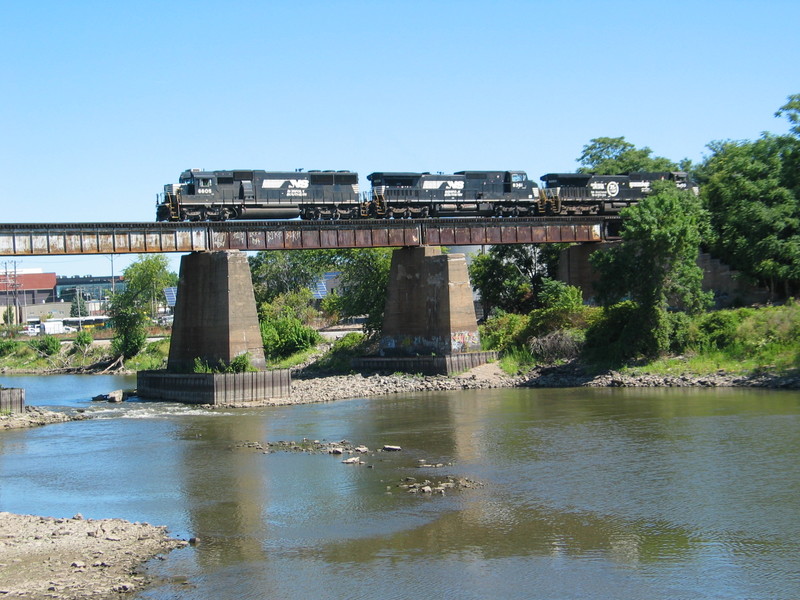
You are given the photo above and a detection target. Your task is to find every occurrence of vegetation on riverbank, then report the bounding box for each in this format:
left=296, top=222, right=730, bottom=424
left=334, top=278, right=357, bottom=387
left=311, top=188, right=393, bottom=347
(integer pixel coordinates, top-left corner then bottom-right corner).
left=481, top=298, right=800, bottom=378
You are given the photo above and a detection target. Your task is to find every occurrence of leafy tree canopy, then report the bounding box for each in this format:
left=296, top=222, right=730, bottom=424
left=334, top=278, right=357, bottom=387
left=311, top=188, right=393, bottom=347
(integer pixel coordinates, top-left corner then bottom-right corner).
left=592, top=181, right=711, bottom=312
left=590, top=181, right=711, bottom=358
left=327, top=248, right=393, bottom=335
left=577, top=136, right=686, bottom=175
left=468, top=244, right=563, bottom=315
left=249, top=250, right=335, bottom=304
left=121, top=254, right=178, bottom=318
left=698, top=94, right=800, bottom=295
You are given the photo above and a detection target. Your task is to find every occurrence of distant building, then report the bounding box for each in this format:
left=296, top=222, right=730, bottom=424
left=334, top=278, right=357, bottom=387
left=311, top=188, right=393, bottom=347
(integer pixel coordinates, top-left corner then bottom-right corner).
left=56, top=275, right=125, bottom=302
left=312, top=272, right=341, bottom=299
left=0, top=272, right=58, bottom=323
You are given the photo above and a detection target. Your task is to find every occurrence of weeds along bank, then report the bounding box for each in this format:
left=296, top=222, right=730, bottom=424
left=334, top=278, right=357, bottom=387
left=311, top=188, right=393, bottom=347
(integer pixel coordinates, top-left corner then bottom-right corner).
left=480, top=300, right=800, bottom=379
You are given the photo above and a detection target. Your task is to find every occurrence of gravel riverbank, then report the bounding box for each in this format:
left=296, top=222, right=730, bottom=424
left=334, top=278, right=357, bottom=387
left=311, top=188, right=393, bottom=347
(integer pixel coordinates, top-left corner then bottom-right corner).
left=0, top=512, right=187, bottom=599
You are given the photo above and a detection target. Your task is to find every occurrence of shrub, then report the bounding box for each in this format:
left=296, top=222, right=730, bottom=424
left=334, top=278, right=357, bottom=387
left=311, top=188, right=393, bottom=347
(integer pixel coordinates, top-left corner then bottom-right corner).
left=690, top=309, right=752, bottom=352
left=479, top=311, right=530, bottom=352
left=29, top=335, right=61, bottom=357
left=260, top=316, right=322, bottom=360
left=228, top=353, right=257, bottom=373
left=0, top=339, right=20, bottom=357
left=311, top=332, right=366, bottom=372
left=583, top=301, right=653, bottom=364
left=73, top=329, right=93, bottom=354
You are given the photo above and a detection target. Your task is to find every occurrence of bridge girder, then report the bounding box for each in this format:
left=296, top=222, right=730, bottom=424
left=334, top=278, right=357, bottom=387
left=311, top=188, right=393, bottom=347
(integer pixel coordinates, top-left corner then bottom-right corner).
left=0, top=218, right=608, bottom=256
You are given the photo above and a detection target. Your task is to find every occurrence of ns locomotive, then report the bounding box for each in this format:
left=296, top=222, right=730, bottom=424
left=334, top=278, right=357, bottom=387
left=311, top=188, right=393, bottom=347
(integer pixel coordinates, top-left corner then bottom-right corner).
left=156, top=168, right=695, bottom=221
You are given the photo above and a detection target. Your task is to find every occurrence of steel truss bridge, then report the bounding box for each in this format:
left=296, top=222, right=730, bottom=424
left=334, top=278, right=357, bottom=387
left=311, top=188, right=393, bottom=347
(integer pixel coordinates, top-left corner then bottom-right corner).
left=0, top=217, right=612, bottom=256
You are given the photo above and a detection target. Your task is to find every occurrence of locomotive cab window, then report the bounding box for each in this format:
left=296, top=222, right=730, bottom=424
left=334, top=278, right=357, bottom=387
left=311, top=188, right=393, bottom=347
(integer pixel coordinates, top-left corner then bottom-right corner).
left=199, top=178, right=212, bottom=187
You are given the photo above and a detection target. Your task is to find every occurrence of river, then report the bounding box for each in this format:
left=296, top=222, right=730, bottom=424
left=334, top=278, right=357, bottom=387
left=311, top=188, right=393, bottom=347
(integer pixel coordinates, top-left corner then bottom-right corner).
left=1, top=374, right=799, bottom=599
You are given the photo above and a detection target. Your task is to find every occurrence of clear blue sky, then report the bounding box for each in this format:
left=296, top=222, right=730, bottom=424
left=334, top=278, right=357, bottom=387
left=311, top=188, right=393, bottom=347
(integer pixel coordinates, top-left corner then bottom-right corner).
left=2, top=0, right=798, bottom=277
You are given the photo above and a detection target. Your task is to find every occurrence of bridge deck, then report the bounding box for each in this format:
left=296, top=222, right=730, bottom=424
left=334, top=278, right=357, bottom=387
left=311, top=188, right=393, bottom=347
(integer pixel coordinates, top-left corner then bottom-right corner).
left=0, top=217, right=609, bottom=256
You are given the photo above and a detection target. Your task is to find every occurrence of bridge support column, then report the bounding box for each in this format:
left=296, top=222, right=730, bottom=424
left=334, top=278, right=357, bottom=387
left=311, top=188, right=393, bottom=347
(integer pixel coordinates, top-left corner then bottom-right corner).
left=380, top=247, right=481, bottom=356
left=167, top=250, right=266, bottom=372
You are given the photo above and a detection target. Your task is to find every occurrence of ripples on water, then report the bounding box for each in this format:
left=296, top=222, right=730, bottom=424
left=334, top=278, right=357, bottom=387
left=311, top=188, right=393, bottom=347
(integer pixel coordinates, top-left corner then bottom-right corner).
left=2, top=376, right=800, bottom=599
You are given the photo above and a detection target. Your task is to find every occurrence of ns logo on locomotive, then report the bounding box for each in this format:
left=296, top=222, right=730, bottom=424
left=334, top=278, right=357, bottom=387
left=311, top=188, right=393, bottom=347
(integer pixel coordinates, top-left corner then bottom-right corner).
left=156, top=168, right=696, bottom=222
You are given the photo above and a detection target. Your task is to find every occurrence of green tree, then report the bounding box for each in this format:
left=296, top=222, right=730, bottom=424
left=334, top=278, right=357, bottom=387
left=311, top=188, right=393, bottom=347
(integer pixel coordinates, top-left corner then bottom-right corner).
left=121, top=255, right=178, bottom=319
left=468, top=245, right=562, bottom=315
left=589, top=181, right=711, bottom=358
left=699, top=95, right=800, bottom=296
left=775, top=93, right=800, bottom=136
left=249, top=250, right=335, bottom=304
left=327, top=248, right=393, bottom=335
left=109, top=292, right=148, bottom=359
left=70, top=294, right=87, bottom=318
left=577, top=136, right=685, bottom=174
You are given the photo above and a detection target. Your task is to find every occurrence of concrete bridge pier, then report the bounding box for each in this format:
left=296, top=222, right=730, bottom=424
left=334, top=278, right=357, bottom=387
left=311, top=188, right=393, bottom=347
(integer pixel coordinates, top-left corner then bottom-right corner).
left=379, top=247, right=482, bottom=356
left=167, top=250, right=267, bottom=372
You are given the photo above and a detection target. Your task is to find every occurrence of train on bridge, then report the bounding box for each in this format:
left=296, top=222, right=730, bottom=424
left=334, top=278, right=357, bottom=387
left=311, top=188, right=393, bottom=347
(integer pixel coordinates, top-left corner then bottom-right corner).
left=156, top=168, right=697, bottom=222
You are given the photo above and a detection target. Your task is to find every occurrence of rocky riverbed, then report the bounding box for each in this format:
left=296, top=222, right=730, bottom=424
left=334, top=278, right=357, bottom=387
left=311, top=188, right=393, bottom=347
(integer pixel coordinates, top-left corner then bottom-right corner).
left=0, top=406, right=87, bottom=431
left=0, top=512, right=187, bottom=599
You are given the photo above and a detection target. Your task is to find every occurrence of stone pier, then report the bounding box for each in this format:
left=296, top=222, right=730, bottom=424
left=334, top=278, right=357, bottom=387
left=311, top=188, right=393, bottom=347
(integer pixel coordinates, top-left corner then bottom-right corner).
left=167, top=250, right=267, bottom=372
left=379, top=247, right=482, bottom=356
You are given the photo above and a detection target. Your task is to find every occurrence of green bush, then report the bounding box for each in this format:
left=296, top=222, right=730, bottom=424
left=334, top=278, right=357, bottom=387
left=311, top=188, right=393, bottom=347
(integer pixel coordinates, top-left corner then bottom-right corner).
left=0, top=339, right=20, bottom=357
left=527, top=281, right=589, bottom=336
left=73, top=329, right=93, bottom=350
left=479, top=311, right=530, bottom=352
left=311, top=332, right=366, bottom=372
left=583, top=301, right=651, bottom=364
left=260, top=316, right=322, bottom=360
left=228, top=353, right=257, bottom=373
left=690, top=309, right=752, bottom=352
left=29, top=335, right=61, bottom=357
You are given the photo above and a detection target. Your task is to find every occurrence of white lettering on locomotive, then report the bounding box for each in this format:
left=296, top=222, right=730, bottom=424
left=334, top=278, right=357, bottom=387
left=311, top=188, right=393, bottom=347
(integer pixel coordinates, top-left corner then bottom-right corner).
left=197, top=188, right=213, bottom=195
left=606, top=181, right=620, bottom=197
left=286, top=189, right=308, bottom=197
left=262, top=179, right=310, bottom=189
left=422, top=179, right=464, bottom=190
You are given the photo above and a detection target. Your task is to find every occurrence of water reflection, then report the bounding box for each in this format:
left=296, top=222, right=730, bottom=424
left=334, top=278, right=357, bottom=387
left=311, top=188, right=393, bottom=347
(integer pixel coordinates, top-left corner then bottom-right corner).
left=2, top=377, right=800, bottom=599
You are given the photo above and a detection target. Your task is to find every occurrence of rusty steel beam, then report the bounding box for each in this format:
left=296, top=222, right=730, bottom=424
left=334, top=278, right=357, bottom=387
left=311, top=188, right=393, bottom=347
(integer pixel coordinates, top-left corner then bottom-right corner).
left=0, top=218, right=608, bottom=256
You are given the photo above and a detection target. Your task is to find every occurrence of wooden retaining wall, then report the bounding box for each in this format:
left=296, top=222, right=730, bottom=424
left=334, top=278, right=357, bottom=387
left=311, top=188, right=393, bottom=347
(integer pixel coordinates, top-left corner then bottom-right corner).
left=352, top=351, right=499, bottom=376
left=0, top=388, right=25, bottom=414
left=136, top=370, right=291, bottom=405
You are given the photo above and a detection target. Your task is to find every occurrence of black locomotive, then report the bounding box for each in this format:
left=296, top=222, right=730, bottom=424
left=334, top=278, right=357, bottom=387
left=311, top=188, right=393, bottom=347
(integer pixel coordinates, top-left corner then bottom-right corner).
left=156, top=168, right=695, bottom=221
left=540, top=171, right=697, bottom=215
left=156, top=168, right=360, bottom=221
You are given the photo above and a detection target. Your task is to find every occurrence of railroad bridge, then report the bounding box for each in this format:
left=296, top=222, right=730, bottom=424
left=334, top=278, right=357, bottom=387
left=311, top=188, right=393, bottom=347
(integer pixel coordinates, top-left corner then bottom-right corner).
left=0, top=217, right=606, bottom=255
left=0, top=217, right=609, bottom=378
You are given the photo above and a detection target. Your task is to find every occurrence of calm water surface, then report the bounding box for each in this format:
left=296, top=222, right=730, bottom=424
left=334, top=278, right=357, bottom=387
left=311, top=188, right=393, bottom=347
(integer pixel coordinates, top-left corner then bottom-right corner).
left=1, top=374, right=799, bottom=599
